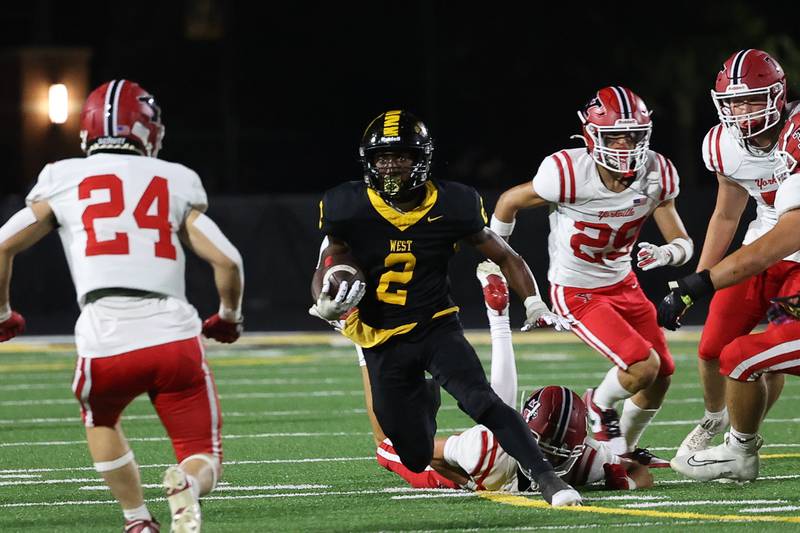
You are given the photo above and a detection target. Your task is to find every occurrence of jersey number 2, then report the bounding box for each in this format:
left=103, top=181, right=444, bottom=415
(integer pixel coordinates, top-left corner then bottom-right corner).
left=376, top=252, right=416, bottom=305
left=79, top=174, right=177, bottom=260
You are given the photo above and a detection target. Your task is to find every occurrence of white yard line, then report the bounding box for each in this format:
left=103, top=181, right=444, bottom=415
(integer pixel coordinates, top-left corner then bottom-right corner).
left=741, top=506, right=800, bottom=513
left=0, top=456, right=374, bottom=474
left=79, top=483, right=331, bottom=491
left=624, top=499, right=787, bottom=508
left=0, top=390, right=366, bottom=407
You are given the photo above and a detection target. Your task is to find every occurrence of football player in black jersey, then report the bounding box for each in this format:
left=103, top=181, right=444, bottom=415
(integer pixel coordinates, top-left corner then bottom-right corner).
left=312, top=110, right=579, bottom=506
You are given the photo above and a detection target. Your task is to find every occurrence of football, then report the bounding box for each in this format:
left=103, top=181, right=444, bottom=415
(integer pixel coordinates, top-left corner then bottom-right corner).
left=311, top=253, right=366, bottom=302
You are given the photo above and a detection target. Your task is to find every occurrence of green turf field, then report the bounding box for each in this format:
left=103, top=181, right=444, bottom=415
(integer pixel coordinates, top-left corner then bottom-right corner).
left=1, top=332, right=799, bottom=532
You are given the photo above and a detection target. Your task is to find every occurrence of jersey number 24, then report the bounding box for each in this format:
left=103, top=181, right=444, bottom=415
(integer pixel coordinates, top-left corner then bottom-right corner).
left=79, top=174, right=177, bottom=260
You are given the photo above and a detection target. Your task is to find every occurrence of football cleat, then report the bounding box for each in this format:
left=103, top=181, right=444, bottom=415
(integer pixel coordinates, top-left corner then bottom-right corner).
left=583, top=388, right=627, bottom=455
left=476, top=260, right=509, bottom=315
left=621, top=447, right=670, bottom=468
left=163, top=466, right=201, bottom=533
left=670, top=432, right=762, bottom=482
left=124, top=518, right=160, bottom=533
left=536, top=470, right=582, bottom=506
left=676, top=413, right=728, bottom=457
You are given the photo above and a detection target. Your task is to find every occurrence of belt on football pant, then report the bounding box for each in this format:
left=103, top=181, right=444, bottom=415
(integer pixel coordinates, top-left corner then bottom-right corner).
left=84, top=287, right=166, bottom=304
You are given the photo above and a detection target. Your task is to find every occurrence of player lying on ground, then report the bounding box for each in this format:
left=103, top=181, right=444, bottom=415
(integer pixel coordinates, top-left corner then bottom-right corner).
left=0, top=80, right=244, bottom=533
left=359, top=262, right=653, bottom=492
left=659, top=110, right=800, bottom=482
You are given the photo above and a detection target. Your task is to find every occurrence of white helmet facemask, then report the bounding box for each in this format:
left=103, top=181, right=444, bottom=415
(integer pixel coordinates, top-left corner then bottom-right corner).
left=712, top=82, right=784, bottom=147
left=584, top=119, right=652, bottom=174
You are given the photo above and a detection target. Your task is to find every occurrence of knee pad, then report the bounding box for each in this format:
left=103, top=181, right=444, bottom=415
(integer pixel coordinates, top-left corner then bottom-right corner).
left=180, top=453, right=221, bottom=490
left=94, top=449, right=135, bottom=473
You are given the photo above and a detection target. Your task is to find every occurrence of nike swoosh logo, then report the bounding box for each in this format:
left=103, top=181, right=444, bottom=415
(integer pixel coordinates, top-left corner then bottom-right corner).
left=686, top=456, right=735, bottom=467
left=427, top=215, right=443, bottom=222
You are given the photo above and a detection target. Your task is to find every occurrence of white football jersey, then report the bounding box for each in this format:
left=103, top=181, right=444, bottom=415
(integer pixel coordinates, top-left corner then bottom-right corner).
left=775, top=173, right=800, bottom=218
left=26, top=153, right=207, bottom=357
left=442, top=426, right=617, bottom=491
left=702, top=104, right=800, bottom=262
left=531, top=148, right=679, bottom=288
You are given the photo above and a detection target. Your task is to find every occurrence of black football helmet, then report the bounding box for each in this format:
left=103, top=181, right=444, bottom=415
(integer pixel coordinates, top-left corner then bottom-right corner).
left=359, top=110, right=434, bottom=199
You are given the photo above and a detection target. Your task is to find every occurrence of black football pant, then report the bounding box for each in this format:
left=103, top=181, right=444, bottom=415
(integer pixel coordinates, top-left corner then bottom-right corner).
left=362, top=316, right=554, bottom=477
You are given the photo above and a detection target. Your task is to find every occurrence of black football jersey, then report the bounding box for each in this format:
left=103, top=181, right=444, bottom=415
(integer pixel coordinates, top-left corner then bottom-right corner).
left=319, top=179, right=487, bottom=332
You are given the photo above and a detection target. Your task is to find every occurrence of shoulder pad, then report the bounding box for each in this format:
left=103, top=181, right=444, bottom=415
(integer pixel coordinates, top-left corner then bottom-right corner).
left=702, top=125, right=743, bottom=176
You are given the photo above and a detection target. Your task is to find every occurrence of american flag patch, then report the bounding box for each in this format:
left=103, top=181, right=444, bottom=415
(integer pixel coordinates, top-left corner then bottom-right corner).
left=633, top=197, right=645, bottom=206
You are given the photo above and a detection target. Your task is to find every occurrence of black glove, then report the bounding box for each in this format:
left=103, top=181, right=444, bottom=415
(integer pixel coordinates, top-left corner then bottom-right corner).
left=657, top=270, right=714, bottom=331
left=767, top=293, right=800, bottom=325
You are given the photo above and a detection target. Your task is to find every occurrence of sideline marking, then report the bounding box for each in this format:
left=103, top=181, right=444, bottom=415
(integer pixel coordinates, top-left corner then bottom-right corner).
left=479, top=492, right=800, bottom=524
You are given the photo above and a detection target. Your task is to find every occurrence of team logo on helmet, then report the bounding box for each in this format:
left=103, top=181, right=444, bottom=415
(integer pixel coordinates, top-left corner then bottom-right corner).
left=523, top=398, right=541, bottom=422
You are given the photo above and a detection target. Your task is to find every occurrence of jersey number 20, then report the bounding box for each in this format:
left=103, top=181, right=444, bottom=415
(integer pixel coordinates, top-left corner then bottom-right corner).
left=79, top=174, right=177, bottom=260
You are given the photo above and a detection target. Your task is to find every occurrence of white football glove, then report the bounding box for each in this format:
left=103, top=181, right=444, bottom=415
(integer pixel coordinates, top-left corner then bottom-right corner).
left=637, top=238, right=693, bottom=271
left=307, top=305, right=345, bottom=332
left=522, top=296, right=571, bottom=332
left=310, top=278, right=366, bottom=321
left=636, top=242, right=676, bottom=271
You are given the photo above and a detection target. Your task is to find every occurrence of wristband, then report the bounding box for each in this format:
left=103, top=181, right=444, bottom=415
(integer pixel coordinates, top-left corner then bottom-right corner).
left=677, top=270, right=714, bottom=300
left=490, top=214, right=516, bottom=238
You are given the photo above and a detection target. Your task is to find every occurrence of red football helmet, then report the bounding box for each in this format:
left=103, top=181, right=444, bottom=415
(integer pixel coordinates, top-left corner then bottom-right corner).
left=80, top=80, right=165, bottom=157
left=774, top=112, right=800, bottom=182
left=711, top=49, right=786, bottom=146
left=521, top=385, right=587, bottom=476
left=578, top=86, right=652, bottom=175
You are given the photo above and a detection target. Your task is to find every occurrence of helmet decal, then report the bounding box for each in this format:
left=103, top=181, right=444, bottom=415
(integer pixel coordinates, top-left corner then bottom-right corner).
left=359, top=110, right=434, bottom=199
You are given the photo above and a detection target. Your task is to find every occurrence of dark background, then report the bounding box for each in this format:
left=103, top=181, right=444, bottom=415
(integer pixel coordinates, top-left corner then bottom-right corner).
left=1, top=1, right=797, bottom=332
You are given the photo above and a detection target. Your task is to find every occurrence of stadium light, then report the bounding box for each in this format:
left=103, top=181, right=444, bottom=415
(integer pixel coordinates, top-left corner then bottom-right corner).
left=48, top=84, right=68, bottom=124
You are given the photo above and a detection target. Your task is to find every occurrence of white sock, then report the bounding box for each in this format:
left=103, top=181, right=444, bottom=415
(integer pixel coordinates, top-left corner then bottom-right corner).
left=593, top=367, right=631, bottom=409
left=703, top=407, right=727, bottom=421
left=123, top=504, right=152, bottom=522
left=619, top=398, right=659, bottom=451
left=186, top=473, right=201, bottom=500
left=488, top=311, right=516, bottom=408
left=728, top=427, right=759, bottom=454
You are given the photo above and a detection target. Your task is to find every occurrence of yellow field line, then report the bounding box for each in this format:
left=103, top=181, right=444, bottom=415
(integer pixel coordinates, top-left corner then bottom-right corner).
left=480, top=492, right=800, bottom=523
left=762, top=453, right=800, bottom=460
